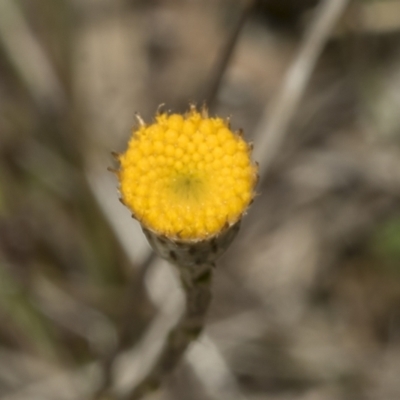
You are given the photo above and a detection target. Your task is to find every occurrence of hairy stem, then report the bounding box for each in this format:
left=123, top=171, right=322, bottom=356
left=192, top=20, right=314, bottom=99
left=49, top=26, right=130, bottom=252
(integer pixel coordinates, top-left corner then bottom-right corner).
left=126, top=262, right=214, bottom=400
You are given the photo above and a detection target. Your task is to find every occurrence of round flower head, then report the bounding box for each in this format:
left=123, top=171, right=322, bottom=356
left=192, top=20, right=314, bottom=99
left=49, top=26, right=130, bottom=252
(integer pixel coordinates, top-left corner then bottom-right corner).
left=118, top=107, right=257, bottom=240
left=117, top=106, right=257, bottom=261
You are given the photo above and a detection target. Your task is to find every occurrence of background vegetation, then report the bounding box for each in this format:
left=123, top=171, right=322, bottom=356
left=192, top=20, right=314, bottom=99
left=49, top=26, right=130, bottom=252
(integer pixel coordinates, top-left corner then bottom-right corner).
left=1, top=0, right=400, bottom=399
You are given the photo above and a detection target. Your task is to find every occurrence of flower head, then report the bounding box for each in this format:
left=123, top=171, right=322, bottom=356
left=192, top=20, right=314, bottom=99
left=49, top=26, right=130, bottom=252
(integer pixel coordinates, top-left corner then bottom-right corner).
left=117, top=107, right=257, bottom=241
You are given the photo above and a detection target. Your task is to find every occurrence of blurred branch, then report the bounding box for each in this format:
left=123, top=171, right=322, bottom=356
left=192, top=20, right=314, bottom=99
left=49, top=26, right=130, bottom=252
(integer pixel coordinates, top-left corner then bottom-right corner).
left=186, top=335, right=248, bottom=400
left=112, top=261, right=185, bottom=399
left=204, top=0, right=257, bottom=111
left=34, top=276, right=118, bottom=357
left=0, top=0, right=66, bottom=113
left=94, top=251, right=156, bottom=399
left=253, top=0, right=350, bottom=182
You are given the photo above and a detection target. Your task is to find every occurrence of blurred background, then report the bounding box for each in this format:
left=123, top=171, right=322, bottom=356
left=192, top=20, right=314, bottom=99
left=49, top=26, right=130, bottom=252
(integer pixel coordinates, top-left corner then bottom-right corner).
left=1, top=0, right=400, bottom=399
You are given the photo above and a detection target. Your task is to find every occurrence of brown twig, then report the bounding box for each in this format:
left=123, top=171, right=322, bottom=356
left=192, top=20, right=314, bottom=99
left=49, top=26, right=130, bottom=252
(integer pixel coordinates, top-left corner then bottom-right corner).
left=204, top=0, right=257, bottom=111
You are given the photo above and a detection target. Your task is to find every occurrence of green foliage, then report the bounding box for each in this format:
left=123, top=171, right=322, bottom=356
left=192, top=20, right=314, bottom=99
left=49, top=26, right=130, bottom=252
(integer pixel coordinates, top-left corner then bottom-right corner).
left=371, top=216, right=400, bottom=266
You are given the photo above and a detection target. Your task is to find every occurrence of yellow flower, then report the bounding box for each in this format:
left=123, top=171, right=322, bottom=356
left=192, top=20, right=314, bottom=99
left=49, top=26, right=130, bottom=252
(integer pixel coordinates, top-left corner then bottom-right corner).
left=117, top=107, right=257, bottom=240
